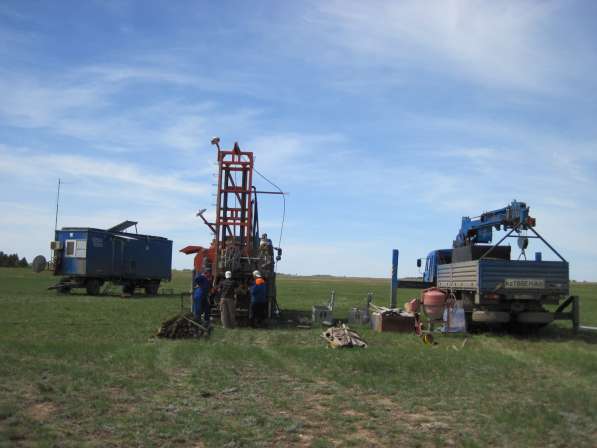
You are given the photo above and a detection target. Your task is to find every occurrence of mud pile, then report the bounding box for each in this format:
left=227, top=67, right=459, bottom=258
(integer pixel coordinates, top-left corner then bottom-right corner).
left=156, top=313, right=210, bottom=339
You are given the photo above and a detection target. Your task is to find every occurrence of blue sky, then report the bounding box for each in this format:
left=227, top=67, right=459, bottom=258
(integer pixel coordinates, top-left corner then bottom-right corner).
left=1, top=1, right=596, bottom=280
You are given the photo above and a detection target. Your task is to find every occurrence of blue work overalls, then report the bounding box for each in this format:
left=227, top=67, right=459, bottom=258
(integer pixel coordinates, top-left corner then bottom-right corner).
left=192, top=274, right=210, bottom=323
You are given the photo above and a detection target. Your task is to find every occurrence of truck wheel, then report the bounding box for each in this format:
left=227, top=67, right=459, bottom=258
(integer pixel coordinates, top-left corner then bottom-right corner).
left=122, top=283, right=135, bottom=297
left=464, top=312, right=479, bottom=332
left=472, top=311, right=510, bottom=323
left=86, top=279, right=102, bottom=296
left=57, top=286, right=71, bottom=294
left=145, top=281, right=160, bottom=296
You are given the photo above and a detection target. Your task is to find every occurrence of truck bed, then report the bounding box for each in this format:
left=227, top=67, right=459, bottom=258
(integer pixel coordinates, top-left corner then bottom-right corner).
left=436, top=260, right=569, bottom=295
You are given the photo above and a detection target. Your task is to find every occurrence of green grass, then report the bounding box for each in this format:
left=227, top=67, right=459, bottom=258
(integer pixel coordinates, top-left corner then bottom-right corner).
left=1, top=268, right=596, bottom=447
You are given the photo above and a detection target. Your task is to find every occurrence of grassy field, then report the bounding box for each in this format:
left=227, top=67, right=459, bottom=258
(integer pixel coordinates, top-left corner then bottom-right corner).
left=1, top=268, right=596, bottom=447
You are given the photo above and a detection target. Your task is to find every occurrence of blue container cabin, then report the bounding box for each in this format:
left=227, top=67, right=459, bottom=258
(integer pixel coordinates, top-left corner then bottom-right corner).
left=51, top=221, right=172, bottom=295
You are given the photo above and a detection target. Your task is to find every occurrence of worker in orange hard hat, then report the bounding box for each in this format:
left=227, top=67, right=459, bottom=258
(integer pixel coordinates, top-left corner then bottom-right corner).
left=249, top=270, right=267, bottom=327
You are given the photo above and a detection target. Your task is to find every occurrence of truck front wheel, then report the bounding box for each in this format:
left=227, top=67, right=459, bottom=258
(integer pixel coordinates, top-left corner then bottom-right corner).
left=144, top=281, right=160, bottom=296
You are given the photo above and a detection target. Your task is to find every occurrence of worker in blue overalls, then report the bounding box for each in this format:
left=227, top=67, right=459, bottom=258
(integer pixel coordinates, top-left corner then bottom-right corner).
left=193, top=271, right=211, bottom=325
left=249, top=270, right=268, bottom=327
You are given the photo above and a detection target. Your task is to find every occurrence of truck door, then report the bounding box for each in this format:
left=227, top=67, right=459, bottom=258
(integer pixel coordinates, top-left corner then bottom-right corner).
left=424, top=252, right=436, bottom=283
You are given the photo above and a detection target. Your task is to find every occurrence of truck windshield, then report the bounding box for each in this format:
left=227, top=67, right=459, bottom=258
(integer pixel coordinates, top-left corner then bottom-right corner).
left=437, top=252, right=452, bottom=264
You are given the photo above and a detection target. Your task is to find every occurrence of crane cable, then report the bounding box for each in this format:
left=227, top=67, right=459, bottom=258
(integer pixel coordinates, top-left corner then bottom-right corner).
left=253, top=167, right=285, bottom=249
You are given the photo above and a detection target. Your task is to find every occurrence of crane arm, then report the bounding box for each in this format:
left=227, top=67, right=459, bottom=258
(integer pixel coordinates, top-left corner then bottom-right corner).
left=454, top=200, right=536, bottom=248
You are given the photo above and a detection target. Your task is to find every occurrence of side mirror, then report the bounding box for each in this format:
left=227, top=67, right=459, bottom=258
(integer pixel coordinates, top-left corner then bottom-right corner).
left=416, top=258, right=421, bottom=268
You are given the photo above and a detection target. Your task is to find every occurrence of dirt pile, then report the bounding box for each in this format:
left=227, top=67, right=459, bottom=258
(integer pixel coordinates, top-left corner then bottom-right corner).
left=156, top=313, right=210, bottom=339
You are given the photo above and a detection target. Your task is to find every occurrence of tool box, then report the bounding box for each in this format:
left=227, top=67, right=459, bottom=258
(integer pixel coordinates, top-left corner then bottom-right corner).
left=371, top=311, right=416, bottom=333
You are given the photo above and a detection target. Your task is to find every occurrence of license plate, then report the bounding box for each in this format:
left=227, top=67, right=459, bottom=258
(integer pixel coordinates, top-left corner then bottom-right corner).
left=505, top=278, right=545, bottom=289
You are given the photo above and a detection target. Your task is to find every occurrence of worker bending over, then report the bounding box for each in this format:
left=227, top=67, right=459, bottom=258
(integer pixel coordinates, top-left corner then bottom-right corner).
left=249, top=270, right=267, bottom=327
left=219, top=271, right=237, bottom=328
left=192, top=272, right=211, bottom=326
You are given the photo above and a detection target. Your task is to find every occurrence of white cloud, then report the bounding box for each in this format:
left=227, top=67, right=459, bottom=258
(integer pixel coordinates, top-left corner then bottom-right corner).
left=245, top=132, right=347, bottom=181
left=0, top=78, right=108, bottom=128
left=281, top=241, right=390, bottom=277
left=0, top=63, right=264, bottom=155
left=314, top=0, right=589, bottom=92
left=77, top=64, right=255, bottom=94
left=0, top=145, right=206, bottom=195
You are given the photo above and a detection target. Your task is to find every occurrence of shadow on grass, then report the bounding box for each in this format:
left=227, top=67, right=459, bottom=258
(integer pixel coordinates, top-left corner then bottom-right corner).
left=441, top=321, right=597, bottom=344
left=478, top=324, right=597, bottom=344
left=211, top=308, right=318, bottom=331
left=56, top=291, right=184, bottom=300
left=278, top=308, right=312, bottom=323
left=519, top=325, right=597, bottom=344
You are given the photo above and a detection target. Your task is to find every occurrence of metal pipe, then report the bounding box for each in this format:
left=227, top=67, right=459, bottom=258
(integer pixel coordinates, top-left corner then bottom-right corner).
left=390, top=249, right=398, bottom=308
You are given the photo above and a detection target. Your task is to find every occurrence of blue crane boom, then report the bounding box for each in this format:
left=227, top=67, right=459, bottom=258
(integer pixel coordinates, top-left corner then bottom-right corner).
left=453, top=200, right=536, bottom=248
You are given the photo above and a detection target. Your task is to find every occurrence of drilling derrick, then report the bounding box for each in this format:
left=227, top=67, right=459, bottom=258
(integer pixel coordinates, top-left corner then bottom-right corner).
left=214, top=141, right=258, bottom=276
left=185, top=138, right=282, bottom=322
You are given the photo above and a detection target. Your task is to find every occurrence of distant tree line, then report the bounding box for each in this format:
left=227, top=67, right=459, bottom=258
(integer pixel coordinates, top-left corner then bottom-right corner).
left=0, top=252, right=28, bottom=267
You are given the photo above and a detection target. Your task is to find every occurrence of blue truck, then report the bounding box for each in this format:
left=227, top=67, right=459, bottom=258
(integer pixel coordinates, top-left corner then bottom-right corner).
left=50, top=221, right=172, bottom=295
left=411, top=201, right=578, bottom=329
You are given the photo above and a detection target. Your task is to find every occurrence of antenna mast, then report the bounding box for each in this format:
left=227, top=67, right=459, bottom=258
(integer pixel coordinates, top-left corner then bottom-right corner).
left=54, top=178, right=61, bottom=233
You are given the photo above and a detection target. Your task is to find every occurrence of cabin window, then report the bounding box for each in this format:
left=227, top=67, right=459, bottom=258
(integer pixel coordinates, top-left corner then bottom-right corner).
left=65, top=240, right=75, bottom=257
left=75, top=240, right=87, bottom=258
left=64, top=239, right=87, bottom=258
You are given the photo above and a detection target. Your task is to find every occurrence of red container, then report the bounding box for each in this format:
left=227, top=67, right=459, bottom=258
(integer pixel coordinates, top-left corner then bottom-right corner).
left=421, top=288, right=447, bottom=320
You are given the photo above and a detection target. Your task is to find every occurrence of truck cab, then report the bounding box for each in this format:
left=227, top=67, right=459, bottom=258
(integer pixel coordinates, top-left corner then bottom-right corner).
left=418, top=249, right=453, bottom=284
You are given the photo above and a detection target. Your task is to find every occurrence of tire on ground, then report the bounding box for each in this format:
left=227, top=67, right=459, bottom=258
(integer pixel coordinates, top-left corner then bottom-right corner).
left=516, top=312, right=554, bottom=325
left=472, top=311, right=510, bottom=323
left=86, top=279, right=102, bottom=296
left=144, top=281, right=160, bottom=296
left=122, top=283, right=135, bottom=296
